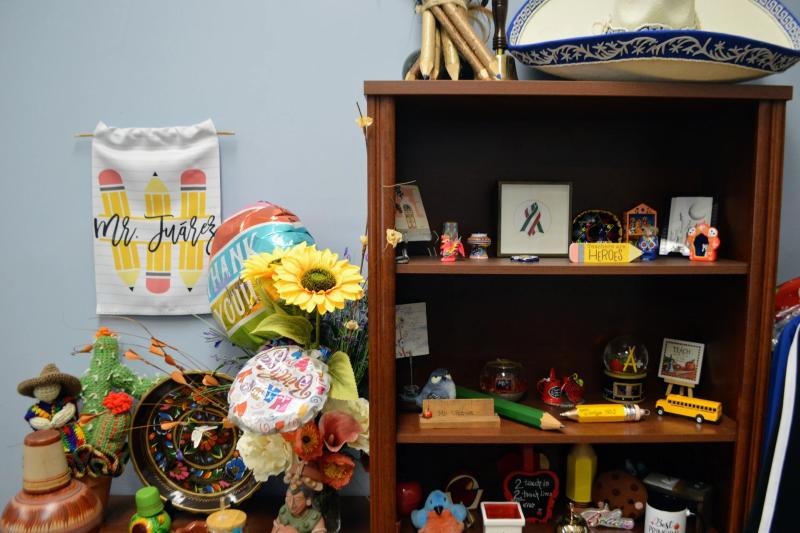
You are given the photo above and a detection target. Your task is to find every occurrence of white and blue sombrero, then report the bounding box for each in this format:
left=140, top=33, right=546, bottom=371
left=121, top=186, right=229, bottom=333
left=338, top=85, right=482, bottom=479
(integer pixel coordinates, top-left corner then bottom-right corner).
left=507, top=0, right=800, bottom=81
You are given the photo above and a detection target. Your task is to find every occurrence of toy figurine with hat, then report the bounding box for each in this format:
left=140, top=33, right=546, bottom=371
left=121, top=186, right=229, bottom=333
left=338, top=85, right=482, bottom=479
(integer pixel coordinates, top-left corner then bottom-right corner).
left=508, top=0, right=800, bottom=82
left=18, top=363, right=85, bottom=456
left=272, top=462, right=327, bottom=533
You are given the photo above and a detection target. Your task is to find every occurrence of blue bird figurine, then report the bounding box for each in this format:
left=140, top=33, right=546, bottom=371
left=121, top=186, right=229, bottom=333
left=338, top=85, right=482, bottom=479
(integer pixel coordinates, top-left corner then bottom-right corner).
left=416, top=368, right=456, bottom=408
left=411, top=490, right=467, bottom=533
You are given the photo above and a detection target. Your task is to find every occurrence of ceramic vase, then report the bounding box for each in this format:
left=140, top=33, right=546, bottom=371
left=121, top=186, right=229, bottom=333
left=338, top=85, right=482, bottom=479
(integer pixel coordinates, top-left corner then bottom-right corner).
left=1, top=429, right=103, bottom=533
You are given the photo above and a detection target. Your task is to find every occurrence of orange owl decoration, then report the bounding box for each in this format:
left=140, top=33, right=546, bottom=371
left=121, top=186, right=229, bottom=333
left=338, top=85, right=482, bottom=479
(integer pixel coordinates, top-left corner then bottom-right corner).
left=687, top=223, right=720, bottom=262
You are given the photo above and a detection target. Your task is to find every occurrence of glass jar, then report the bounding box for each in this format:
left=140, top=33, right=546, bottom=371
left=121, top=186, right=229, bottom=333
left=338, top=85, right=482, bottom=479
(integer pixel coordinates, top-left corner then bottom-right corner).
left=480, top=359, right=528, bottom=402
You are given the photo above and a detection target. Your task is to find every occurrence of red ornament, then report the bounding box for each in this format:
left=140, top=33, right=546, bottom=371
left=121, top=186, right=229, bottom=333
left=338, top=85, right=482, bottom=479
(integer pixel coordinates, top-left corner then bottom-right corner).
left=397, top=480, right=423, bottom=516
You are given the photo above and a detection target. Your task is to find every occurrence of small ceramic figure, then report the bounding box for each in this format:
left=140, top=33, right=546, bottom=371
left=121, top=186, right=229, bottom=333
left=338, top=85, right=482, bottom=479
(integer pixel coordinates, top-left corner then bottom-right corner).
left=272, top=463, right=326, bottom=533
left=636, top=226, right=659, bottom=261
left=466, top=233, right=491, bottom=260
left=559, top=373, right=585, bottom=408
left=411, top=490, right=467, bottom=533
left=18, top=364, right=85, bottom=455
left=129, top=486, right=172, bottom=533
left=440, top=234, right=465, bottom=262
left=416, top=369, right=456, bottom=408
left=687, top=223, right=720, bottom=262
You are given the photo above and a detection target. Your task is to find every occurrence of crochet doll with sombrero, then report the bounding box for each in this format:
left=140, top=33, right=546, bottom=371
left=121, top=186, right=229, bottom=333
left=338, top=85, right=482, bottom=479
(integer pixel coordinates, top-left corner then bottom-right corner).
left=18, top=363, right=85, bottom=455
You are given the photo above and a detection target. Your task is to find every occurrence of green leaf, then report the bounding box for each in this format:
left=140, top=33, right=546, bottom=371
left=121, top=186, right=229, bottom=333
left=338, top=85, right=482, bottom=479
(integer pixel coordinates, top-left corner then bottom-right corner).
left=251, top=314, right=312, bottom=346
left=327, top=351, right=359, bottom=401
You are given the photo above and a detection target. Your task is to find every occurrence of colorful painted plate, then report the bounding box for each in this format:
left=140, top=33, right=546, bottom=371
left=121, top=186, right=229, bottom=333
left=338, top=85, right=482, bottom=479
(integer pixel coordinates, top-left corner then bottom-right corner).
left=571, top=210, right=623, bottom=243
left=508, top=0, right=800, bottom=82
left=129, top=372, right=260, bottom=513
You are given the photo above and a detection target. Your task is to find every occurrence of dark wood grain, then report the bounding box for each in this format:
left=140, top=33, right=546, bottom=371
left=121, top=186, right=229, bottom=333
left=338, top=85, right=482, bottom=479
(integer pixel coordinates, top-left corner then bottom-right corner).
left=368, top=95, right=398, bottom=533
left=364, top=80, right=793, bottom=100
left=397, top=257, right=749, bottom=275
left=99, top=495, right=370, bottom=532
left=492, top=0, right=508, bottom=51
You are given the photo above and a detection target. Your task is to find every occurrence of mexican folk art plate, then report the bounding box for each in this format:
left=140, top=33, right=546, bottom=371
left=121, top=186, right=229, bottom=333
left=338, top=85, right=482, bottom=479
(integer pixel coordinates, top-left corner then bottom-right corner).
left=129, top=373, right=260, bottom=513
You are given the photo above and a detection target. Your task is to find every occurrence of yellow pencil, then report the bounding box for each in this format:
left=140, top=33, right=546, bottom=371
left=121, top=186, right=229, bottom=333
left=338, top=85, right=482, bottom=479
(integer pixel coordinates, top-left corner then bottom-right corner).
left=179, top=169, right=207, bottom=292
left=98, top=169, right=140, bottom=291
left=144, top=174, right=172, bottom=294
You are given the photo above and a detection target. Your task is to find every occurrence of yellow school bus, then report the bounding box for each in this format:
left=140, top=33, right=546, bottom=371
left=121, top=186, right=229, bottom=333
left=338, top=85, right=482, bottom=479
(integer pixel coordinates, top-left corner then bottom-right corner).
left=654, top=394, right=722, bottom=424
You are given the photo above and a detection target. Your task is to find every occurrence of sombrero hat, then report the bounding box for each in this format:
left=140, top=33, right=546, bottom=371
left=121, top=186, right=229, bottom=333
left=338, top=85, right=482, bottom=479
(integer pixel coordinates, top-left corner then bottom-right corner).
left=507, top=0, right=800, bottom=81
left=18, top=363, right=82, bottom=398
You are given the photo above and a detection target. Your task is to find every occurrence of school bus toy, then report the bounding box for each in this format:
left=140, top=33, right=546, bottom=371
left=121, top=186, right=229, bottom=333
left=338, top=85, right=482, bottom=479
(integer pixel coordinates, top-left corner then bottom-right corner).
left=654, top=394, right=722, bottom=424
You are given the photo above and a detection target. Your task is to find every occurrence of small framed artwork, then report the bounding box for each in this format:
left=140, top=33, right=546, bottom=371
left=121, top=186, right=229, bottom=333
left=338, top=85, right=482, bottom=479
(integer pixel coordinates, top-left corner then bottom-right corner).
left=498, top=181, right=572, bottom=257
left=658, top=338, right=705, bottom=387
left=394, top=184, right=432, bottom=242
left=625, top=203, right=657, bottom=243
left=659, top=197, right=716, bottom=256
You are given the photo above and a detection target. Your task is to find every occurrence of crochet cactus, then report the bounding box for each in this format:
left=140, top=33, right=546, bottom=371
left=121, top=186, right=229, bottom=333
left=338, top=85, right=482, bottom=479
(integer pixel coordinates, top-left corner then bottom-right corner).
left=80, top=330, right=156, bottom=445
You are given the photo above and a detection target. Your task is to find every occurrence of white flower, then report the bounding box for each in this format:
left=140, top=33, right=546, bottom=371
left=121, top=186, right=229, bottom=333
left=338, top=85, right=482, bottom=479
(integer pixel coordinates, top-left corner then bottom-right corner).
left=386, top=229, right=403, bottom=248
left=236, top=431, right=294, bottom=482
left=360, top=235, right=368, bottom=247
left=345, top=320, right=360, bottom=331
left=323, top=397, right=369, bottom=455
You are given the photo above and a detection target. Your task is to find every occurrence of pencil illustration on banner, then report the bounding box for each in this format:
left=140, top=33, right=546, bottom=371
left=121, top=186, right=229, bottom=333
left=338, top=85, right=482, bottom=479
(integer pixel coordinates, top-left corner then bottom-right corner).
left=144, top=173, right=172, bottom=294
left=98, top=169, right=140, bottom=291
left=179, top=169, right=207, bottom=292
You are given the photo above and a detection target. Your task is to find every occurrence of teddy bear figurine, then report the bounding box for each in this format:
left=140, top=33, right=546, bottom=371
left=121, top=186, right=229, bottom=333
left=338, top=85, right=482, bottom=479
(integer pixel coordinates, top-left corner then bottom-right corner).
left=18, top=363, right=85, bottom=454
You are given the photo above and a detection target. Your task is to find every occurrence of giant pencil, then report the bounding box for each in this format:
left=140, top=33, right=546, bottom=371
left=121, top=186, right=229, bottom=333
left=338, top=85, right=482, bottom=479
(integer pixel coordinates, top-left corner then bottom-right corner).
left=456, top=386, right=563, bottom=430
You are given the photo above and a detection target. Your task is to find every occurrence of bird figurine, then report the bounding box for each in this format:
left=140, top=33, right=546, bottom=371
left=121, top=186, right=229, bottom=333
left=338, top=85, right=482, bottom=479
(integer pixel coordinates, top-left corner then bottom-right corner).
left=439, top=234, right=465, bottom=262
left=416, top=369, right=456, bottom=408
left=411, top=490, right=467, bottom=533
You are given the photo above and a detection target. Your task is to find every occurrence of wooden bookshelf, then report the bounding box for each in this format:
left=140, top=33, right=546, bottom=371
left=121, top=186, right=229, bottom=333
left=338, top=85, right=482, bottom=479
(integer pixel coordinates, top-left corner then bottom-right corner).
left=397, top=256, right=749, bottom=276
left=366, top=80, right=790, bottom=533
left=396, top=412, right=737, bottom=445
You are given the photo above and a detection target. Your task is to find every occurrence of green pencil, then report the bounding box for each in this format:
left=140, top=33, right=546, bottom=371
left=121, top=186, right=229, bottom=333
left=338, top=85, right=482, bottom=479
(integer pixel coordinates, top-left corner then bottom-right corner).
left=456, top=386, right=564, bottom=430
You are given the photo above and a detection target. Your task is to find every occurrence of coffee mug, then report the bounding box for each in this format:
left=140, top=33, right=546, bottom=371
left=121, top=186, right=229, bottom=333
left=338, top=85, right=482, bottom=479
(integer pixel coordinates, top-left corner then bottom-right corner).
left=644, top=502, right=692, bottom=533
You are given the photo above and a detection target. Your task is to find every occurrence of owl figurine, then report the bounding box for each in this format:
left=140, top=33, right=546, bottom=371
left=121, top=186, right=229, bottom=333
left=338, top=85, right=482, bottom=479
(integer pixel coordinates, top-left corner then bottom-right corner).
left=416, top=369, right=456, bottom=408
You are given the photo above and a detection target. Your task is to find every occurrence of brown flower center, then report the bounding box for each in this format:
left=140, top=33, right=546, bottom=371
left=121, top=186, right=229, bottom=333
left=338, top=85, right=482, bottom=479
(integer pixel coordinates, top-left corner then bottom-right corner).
left=301, top=268, right=337, bottom=292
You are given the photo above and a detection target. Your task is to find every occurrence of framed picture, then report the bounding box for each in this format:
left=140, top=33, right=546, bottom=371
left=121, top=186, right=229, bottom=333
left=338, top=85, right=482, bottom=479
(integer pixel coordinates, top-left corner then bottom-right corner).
left=498, top=182, right=572, bottom=257
left=658, top=338, right=705, bottom=387
left=394, top=184, right=432, bottom=242
left=659, top=197, right=716, bottom=256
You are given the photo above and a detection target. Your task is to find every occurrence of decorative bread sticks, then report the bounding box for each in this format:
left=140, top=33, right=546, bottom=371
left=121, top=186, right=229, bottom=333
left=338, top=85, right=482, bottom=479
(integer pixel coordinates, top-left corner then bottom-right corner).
left=430, top=5, right=490, bottom=80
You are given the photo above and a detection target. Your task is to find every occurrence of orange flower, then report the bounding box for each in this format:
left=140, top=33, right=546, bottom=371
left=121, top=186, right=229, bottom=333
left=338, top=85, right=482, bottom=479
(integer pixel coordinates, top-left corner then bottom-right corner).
left=320, top=453, right=355, bottom=490
left=284, top=421, right=323, bottom=461
left=102, top=391, right=134, bottom=414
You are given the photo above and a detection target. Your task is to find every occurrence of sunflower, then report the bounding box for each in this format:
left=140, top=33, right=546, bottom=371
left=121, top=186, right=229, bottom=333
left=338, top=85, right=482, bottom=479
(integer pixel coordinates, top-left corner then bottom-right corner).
left=273, top=244, right=364, bottom=315
left=240, top=248, right=288, bottom=300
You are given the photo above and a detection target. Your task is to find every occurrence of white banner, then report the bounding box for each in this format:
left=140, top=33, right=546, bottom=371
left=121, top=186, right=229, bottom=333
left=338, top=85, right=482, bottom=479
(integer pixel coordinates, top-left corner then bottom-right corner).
left=91, top=120, right=220, bottom=315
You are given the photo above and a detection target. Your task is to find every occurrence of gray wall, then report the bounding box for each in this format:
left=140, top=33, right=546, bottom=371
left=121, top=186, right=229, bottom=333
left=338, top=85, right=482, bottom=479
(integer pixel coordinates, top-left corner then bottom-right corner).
left=0, top=0, right=798, bottom=506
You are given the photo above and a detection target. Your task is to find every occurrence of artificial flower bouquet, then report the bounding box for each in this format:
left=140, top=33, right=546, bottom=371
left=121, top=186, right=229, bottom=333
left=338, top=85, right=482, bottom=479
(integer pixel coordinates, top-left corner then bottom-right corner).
left=228, top=241, right=368, bottom=531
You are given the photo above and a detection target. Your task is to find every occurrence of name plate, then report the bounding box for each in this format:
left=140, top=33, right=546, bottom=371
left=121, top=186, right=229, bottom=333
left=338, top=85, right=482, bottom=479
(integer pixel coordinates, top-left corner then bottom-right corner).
left=419, top=399, right=500, bottom=429
left=569, top=243, right=643, bottom=264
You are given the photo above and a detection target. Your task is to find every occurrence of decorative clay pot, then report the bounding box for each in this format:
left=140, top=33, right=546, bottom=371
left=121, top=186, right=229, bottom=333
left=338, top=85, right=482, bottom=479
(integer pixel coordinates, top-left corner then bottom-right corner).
left=1, top=429, right=103, bottom=533
left=82, top=475, right=112, bottom=511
